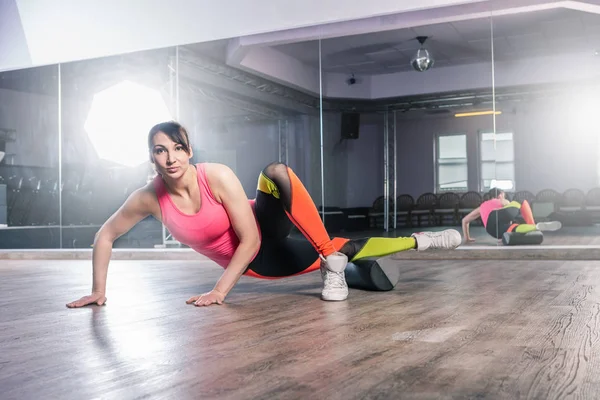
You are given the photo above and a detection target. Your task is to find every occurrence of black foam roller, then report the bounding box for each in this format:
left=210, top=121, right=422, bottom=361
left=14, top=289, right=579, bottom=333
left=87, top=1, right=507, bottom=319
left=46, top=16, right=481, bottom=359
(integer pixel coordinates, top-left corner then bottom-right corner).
left=344, top=256, right=399, bottom=291
left=502, top=230, right=544, bottom=246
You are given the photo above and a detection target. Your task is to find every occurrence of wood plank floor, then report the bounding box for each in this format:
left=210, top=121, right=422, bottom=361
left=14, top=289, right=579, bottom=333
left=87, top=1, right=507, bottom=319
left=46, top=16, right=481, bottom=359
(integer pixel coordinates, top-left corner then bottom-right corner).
left=2, top=258, right=600, bottom=399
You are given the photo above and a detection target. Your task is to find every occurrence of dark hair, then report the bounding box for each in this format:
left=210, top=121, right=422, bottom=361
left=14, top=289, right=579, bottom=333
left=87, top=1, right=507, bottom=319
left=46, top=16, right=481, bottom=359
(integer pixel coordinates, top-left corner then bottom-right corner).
left=148, top=121, right=191, bottom=154
left=488, top=187, right=504, bottom=198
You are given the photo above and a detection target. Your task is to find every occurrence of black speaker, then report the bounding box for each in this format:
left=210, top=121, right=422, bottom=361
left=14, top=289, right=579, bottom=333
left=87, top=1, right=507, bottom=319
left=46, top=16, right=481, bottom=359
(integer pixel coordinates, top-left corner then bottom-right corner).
left=341, top=113, right=360, bottom=139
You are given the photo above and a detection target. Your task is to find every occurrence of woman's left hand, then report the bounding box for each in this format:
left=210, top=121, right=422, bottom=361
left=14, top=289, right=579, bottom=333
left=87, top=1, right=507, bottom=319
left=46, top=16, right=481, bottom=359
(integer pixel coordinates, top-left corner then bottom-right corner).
left=186, top=290, right=225, bottom=307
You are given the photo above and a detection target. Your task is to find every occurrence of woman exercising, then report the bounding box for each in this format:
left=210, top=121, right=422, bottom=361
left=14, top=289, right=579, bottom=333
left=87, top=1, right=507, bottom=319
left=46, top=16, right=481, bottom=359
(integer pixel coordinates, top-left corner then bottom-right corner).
left=67, top=121, right=461, bottom=308
left=462, top=187, right=561, bottom=243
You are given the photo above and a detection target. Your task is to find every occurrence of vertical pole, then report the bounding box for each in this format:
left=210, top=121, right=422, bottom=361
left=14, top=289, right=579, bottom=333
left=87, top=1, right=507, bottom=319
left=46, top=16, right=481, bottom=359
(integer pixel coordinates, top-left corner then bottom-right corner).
left=284, top=119, right=288, bottom=165
left=58, top=64, right=63, bottom=248
left=278, top=119, right=288, bottom=165
left=319, top=40, right=325, bottom=223
left=175, top=45, right=180, bottom=120
left=161, top=47, right=181, bottom=247
left=383, top=110, right=389, bottom=232
left=278, top=120, right=282, bottom=163
left=393, top=110, right=398, bottom=230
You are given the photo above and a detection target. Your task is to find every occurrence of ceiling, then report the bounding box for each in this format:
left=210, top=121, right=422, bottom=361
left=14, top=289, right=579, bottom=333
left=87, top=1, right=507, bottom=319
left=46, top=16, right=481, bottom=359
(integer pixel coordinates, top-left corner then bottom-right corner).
left=3, top=6, right=600, bottom=119
left=271, top=8, right=600, bottom=75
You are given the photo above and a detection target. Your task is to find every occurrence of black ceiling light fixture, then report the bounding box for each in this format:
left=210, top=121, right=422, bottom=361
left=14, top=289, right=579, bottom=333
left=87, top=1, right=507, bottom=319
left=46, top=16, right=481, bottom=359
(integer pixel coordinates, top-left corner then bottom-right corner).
left=411, top=36, right=434, bottom=72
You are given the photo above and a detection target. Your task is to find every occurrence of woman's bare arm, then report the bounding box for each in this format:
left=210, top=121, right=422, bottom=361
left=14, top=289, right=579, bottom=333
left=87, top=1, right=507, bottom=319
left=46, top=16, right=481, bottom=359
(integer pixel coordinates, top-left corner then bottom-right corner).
left=66, top=186, right=156, bottom=308
left=187, top=164, right=261, bottom=306
left=461, top=207, right=481, bottom=243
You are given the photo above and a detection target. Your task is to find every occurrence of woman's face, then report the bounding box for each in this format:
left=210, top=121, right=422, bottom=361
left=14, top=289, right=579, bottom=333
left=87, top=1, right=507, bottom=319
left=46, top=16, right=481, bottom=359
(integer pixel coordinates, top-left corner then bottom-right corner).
left=150, top=131, right=193, bottom=179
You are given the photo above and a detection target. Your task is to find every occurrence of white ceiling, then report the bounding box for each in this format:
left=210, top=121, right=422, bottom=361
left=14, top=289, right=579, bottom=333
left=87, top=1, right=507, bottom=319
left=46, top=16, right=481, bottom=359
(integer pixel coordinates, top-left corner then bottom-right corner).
left=5, top=0, right=484, bottom=72
left=271, top=8, right=600, bottom=75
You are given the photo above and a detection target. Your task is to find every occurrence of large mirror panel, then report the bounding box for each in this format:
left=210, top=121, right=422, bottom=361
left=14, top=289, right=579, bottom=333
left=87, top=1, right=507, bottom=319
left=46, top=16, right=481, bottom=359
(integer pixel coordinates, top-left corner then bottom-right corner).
left=0, top=65, right=60, bottom=248
left=491, top=9, right=600, bottom=245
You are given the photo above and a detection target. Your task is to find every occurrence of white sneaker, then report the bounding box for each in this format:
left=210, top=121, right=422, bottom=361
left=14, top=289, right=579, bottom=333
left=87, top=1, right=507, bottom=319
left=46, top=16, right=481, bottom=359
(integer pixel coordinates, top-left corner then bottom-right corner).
left=320, top=253, right=348, bottom=301
left=536, top=221, right=562, bottom=232
left=411, top=229, right=462, bottom=251
left=320, top=252, right=348, bottom=273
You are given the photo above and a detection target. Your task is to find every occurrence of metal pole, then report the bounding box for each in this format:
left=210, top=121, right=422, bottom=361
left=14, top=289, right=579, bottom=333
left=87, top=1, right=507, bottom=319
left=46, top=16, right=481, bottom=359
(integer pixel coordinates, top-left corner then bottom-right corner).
left=175, top=45, right=180, bottom=120
left=161, top=47, right=181, bottom=247
left=319, top=39, right=325, bottom=223
left=284, top=119, right=288, bottom=165
left=393, top=110, right=397, bottom=230
left=278, top=119, right=288, bottom=165
left=278, top=120, right=282, bottom=163
left=490, top=13, right=498, bottom=237
left=383, top=110, right=389, bottom=232
left=58, top=64, right=63, bottom=248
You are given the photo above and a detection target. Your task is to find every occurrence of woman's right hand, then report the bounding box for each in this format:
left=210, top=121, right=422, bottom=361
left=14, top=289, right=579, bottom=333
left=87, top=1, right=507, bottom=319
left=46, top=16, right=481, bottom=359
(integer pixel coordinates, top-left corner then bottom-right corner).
left=66, top=292, right=107, bottom=308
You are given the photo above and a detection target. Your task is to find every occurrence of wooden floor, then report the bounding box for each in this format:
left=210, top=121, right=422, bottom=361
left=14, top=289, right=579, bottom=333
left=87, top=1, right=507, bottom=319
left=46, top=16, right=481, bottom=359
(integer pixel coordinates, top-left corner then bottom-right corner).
left=3, top=257, right=600, bottom=399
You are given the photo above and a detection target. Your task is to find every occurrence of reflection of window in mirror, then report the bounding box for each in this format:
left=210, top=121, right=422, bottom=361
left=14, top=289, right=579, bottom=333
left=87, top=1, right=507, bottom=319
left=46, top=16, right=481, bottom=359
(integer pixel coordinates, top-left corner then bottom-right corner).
left=479, top=132, right=515, bottom=192
left=435, top=134, right=467, bottom=193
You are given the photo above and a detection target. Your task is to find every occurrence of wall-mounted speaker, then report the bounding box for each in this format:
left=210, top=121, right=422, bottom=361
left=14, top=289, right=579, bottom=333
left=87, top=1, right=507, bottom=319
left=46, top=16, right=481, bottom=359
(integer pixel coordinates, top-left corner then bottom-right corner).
left=341, top=112, right=360, bottom=139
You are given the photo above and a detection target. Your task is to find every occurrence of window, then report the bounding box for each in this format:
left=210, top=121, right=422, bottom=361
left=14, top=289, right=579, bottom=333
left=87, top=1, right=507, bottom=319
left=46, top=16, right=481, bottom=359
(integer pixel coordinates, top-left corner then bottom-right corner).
left=480, top=132, right=515, bottom=191
left=436, top=134, right=468, bottom=192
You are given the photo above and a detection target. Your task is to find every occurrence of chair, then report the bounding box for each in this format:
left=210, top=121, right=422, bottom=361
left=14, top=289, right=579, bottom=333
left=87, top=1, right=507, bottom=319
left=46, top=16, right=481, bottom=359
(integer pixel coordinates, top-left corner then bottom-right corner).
left=368, top=195, right=395, bottom=229
left=395, top=194, right=414, bottom=227
left=513, top=190, right=536, bottom=205
left=586, top=188, right=600, bottom=222
left=458, top=192, right=483, bottom=224
left=412, top=192, right=437, bottom=227
left=559, top=188, right=585, bottom=212
left=533, top=189, right=560, bottom=220
left=435, top=192, right=460, bottom=225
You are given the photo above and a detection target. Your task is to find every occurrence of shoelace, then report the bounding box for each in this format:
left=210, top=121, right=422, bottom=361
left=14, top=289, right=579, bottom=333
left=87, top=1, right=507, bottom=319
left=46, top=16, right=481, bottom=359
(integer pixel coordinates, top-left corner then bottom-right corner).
left=324, top=270, right=346, bottom=289
left=421, top=231, right=442, bottom=237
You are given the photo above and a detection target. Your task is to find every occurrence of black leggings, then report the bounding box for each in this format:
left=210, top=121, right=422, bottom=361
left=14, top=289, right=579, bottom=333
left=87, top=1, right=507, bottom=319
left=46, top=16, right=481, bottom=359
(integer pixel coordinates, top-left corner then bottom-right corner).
left=246, top=162, right=345, bottom=278
left=244, top=163, right=416, bottom=278
left=485, top=207, right=521, bottom=239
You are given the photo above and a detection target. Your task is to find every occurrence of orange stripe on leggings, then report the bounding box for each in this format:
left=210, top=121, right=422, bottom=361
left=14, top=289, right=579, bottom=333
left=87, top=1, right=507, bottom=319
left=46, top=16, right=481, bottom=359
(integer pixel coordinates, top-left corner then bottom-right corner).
left=520, top=200, right=535, bottom=225
left=244, top=237, right=349, bottom=280
left=285, top=166, right=337, bottom=257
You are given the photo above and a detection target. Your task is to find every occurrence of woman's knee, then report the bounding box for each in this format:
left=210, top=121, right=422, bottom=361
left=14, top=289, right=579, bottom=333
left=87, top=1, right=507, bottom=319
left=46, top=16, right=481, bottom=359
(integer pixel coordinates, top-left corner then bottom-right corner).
left=263, top=162, right=289, bottom=182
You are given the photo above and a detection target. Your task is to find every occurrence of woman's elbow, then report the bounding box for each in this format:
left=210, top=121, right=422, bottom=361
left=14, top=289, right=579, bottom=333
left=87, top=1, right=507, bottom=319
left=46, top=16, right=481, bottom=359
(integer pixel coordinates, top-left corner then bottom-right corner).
left=250, top=235, right=261, bottom=251
left=94, top=227, right=117, bottom=245
left=245, top=231, right=261, bottom=251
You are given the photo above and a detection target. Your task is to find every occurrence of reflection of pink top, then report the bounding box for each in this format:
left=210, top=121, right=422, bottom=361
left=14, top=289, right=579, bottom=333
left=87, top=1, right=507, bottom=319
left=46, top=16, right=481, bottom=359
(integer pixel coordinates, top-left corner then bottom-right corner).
left=153, top=163, right=260, bottom=268
left=479, top=198, right=503, bottom=227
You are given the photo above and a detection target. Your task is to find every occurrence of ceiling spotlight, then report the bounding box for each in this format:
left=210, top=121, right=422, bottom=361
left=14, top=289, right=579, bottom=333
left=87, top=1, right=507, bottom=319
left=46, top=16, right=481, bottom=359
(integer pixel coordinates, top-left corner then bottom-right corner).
left=411, top=36, right=434, bottom=72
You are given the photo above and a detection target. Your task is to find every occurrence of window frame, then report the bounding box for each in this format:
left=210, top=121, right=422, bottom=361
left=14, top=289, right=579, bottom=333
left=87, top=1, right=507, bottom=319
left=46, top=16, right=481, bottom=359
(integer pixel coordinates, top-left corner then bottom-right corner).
left=434, top=132, right=469, bottom=193
left=478, top=130, right=516, bottom=192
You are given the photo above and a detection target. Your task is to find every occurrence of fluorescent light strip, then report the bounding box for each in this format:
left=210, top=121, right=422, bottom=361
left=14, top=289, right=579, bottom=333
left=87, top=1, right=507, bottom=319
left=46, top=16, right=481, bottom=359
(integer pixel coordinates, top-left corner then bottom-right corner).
left=455, top=110, right=502, bottom=117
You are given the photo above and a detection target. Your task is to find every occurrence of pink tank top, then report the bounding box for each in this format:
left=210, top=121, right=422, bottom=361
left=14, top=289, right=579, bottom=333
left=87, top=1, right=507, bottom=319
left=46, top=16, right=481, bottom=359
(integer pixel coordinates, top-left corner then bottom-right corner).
left=153, top=163, right=258, bottom=268
left=479, top=198, right=503, bottom=227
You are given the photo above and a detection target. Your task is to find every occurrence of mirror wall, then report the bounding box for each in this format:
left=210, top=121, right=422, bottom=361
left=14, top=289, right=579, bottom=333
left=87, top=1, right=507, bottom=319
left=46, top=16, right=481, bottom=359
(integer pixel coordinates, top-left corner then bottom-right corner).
left=0, top=65, right=59, bottom=247
left=0, top=38, right=324, bottom=249
left=2, top=5, right=598, bottom=249
left=312, top=16, right=496, bottom=241
left=490, top=8, right=600, bottom=245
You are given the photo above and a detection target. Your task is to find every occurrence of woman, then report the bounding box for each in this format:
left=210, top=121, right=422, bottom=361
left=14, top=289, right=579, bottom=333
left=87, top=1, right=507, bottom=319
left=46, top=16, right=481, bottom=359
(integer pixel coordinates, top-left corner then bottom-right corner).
left=67, top=121, right=461, bottom=308
left=462, top=188, right=561, bottom=243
